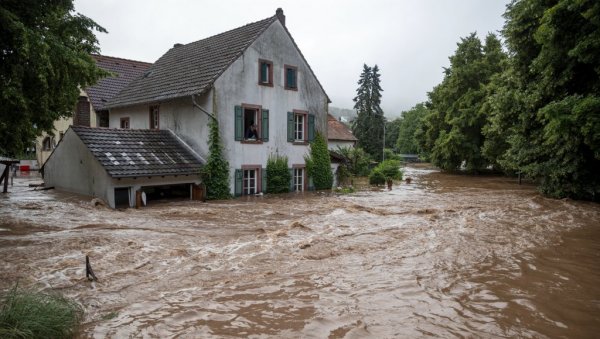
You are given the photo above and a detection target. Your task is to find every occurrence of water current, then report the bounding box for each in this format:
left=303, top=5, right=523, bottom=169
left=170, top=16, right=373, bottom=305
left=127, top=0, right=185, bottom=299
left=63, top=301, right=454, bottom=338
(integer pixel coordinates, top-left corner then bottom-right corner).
left=0, top=166, right=599, bottom=338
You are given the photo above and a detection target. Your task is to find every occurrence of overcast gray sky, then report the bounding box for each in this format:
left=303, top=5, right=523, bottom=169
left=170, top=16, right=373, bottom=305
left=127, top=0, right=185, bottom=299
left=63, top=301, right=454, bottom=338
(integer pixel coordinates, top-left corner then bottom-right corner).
left=74, top=0, right=509, bottom=116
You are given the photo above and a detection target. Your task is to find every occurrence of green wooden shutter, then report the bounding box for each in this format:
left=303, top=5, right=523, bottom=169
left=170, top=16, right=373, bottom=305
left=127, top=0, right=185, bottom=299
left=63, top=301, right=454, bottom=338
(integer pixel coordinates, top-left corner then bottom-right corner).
left=308, top=114, right=315, bottom=142
left=261, top=109, right=269, bottom=142
left=289, top=168, right=294, bottom=191
left=234, top=106, right=243, bottom=141
left=291, top=69, right=297, bottom=88
left=234, top=169, right=242, bottom=196
left=308, top=175, right=315, bottom=191
left=261, top=168, right=267, bottom=193
left=287, top=112, right=294, bottom=142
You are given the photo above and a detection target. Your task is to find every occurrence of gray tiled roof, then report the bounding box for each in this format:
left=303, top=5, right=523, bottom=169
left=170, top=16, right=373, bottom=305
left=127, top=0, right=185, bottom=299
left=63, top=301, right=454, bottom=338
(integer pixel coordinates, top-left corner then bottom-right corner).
left=71, top=126, right=204, bottom=178
left=86, top=55, right=152, bottom=111
left=107, top=16, right=277, bottom=108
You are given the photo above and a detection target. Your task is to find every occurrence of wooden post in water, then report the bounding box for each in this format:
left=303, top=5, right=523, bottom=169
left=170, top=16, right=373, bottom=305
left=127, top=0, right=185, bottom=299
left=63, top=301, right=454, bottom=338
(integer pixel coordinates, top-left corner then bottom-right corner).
left=86, top=255, right=98, bottom=281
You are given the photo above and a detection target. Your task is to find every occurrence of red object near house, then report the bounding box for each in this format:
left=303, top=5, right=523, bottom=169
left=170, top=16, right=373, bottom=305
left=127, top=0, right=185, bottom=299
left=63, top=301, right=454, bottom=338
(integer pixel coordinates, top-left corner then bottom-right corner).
left=20, top=165, right=30, bottom=171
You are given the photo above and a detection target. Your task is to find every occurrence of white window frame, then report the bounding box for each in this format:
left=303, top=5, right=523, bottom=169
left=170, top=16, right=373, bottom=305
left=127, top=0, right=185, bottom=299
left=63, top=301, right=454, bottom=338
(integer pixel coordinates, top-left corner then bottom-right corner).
left=293, top=167, right=304, bottom=192
left=294, top=113, right=305, bottom=141
left=243, top=168, right=258, bottom=195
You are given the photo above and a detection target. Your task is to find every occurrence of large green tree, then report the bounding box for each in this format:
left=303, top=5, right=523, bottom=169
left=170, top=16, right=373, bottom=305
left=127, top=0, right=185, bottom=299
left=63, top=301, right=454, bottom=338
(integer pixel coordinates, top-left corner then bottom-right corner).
left=352, top=64, right=386, bottom=161
left=418, top=33, right=507, bottom=171
left=489, top=0, right=600, bottom=199
left=0, top=0, right=108, bottom=156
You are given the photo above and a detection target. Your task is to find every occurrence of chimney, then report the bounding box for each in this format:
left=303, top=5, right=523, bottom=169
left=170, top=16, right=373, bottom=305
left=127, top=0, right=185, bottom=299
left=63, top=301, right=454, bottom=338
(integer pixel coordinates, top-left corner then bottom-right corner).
left=276, top=8, right=285, bottom=26
left=173, top=43, right=183, bottom=48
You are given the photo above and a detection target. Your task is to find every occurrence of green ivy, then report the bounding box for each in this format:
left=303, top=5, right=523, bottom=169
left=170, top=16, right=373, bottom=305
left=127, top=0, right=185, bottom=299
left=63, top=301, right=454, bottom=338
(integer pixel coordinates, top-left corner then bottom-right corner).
left=304, top=132, right=333, bottom=190
left=266, top=154, right=291, bottom=193
left=200, top=119, right=231, bottom=200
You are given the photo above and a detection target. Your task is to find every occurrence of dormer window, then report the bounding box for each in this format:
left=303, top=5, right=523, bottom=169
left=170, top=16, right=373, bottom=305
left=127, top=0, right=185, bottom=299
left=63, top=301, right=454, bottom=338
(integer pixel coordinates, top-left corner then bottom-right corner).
left=258, top=59, right=273, bottom=86
left=284, top=65, right=297, bottom=90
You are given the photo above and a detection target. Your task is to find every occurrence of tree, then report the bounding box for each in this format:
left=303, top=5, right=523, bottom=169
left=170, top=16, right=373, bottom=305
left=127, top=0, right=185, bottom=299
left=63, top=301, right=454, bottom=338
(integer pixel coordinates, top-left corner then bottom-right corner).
left=201, top=119, right=231, bottom=200
left=419, top=33, right=507, bottom=171
left=494, top=0, right=600, bottom=200
left=304, top=132, right=333, bottom=190
left=0, top=0, right=109, bottom=156
left=384, top=118, right=401, bottom=152
left=352, top=64, right=386, bottom=161
left=396, top=103, right=428, bottom=154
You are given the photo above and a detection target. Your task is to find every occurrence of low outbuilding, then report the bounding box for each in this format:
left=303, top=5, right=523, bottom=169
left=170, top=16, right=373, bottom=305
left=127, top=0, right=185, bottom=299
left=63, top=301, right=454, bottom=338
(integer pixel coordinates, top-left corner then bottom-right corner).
left=42, top=126, right=204, bottom=208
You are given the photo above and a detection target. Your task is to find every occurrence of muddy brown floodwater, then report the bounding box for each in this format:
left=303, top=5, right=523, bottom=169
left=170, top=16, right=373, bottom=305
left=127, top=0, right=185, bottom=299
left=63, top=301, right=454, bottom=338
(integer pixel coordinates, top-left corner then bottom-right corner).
left=1, top=166, right=599, bottom=338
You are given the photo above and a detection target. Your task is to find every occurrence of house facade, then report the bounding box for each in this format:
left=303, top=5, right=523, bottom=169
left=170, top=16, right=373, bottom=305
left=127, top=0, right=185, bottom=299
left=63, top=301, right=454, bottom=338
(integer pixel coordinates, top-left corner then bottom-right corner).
left=106, top=9, right=330, bottom=196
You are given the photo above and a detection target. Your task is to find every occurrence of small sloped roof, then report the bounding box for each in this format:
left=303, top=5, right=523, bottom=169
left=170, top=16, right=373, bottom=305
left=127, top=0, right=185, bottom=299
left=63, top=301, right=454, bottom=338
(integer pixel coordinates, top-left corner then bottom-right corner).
left=86, top=55, right=152, bottom=111
left=327, top=114, right=357, bottom=142
left=107, top=16, right=277, bottom=108
left=71, top=126, right=204, bottom=178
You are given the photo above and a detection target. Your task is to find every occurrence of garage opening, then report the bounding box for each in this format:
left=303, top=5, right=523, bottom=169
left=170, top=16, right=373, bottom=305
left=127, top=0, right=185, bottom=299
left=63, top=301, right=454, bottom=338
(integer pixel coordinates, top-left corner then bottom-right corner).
left=140, top=183, right=191, bottom=205
left=114, top=187, right=130, bottom=208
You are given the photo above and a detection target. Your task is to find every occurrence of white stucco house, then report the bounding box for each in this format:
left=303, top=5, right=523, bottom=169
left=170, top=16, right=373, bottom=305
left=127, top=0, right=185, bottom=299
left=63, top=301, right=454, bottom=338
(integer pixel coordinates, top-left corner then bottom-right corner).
left=105, top=8, right=330, bottom=196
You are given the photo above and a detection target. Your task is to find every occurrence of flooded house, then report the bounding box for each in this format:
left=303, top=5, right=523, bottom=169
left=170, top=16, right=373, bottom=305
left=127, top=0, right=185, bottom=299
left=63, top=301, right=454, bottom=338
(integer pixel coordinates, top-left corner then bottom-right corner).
left=105, top=8, right=330, bottom=197
left=36, top=55, right=152, bottom=166
left=43, top=126, right=204, bottom=208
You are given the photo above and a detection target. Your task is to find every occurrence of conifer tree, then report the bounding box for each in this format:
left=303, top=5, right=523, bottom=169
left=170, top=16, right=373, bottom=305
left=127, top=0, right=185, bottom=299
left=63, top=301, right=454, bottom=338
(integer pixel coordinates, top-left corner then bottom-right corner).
left=352, top=64, right=386, bottom=161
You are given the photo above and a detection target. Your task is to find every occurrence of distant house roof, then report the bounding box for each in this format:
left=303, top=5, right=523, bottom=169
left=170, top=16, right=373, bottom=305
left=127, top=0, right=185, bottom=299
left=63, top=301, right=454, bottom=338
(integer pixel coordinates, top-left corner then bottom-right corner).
left=327, top=114, right=357, bottom=142
left=107, top=9, right=329, bottom=108
left=71, top=126, right=204, bottom=178
left=85, top=55, right=152, bottom=111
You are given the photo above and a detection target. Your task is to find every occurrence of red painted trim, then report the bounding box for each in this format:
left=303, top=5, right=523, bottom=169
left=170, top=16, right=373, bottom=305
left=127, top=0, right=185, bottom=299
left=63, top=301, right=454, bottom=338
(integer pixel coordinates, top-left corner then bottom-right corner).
left=293, top=109, right=308, bottom=142
left=284, top=64, right=298, bottom=91
left=258, top=59, right=273, bottom=87
left=241, top=103, right=263, bottom=140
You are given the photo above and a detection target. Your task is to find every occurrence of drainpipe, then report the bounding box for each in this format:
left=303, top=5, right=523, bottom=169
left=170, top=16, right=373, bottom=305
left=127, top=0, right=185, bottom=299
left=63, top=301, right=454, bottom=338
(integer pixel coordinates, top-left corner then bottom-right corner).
left=191, top=94, right=216, bottom=122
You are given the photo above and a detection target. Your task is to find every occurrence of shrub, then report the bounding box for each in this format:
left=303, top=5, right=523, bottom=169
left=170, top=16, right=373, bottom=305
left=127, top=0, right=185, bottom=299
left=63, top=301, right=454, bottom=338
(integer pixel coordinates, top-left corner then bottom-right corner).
left=0, top=286, right=83, bottom=339
left=336, top=146, right=371, bottom=177
left=305, top=132, right=333, bottom=190
left=369, top=159, right=403, bottom=186
left=266, top=154, right=291, bottom=193
left=369, top=168, right=386, bottom=185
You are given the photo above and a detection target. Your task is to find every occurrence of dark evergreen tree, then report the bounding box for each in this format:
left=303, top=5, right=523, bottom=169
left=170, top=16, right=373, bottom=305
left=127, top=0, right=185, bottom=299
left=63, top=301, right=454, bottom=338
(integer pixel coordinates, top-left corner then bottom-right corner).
left=0, top=0, right=109, bottom=156
left=352, top=64, right=386, bottom=161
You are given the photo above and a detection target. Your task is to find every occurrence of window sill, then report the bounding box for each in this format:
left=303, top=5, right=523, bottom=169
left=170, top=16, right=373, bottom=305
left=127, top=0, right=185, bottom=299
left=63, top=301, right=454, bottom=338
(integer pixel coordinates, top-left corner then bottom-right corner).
left=292, top=141, right=309, bottom=145
left=258, top=82, right=273, bottom=87
left=241, top=140, right=263, bottom=144
left=285, top=87, right=298, bottom=91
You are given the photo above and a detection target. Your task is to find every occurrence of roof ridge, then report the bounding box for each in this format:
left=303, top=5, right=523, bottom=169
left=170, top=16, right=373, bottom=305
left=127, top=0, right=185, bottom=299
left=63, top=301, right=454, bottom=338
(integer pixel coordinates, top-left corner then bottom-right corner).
left=179, top=15, right=277, bottom=49
left=92, top=54, right=153, bottom=66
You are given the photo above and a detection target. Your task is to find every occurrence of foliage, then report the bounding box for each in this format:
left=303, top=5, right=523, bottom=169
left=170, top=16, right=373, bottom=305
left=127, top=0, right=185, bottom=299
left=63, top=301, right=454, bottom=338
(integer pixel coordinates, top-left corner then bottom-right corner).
left=496, top=0, right=600, bottom=199
left=266, top=154, right=291, bottom=194
left=0, top=285, right=83, bottom=339
left=352, top=64, right=386, bottom=161
left=0, top=0, right=109, bottom=156
left=335, top=146, right=371, bottom=177
left=396, top=103, right=428, bottom=154
left=417, top=33, right=507, bottom=172
left=334, top=160, right=352, bottom=186
left=383, top=148, right=401, bottom=161
left=369, top=160, right=403, bottom=186
left=334, top=186, right=356, bottom=194
left=201, top=119, right=231, bottom=200
left=385, top=118, right=401, bottom=151
left=368, top=169, right=386, bottom=186
left=304, top=132, right=333, bottom=190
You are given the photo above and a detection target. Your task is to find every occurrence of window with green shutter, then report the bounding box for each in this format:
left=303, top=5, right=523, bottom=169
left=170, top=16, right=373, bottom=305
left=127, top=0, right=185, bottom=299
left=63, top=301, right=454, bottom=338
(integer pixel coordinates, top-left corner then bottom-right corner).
left=284, top=65, right=297, bottom=90
left=288, top=110, right=313, bottom=143
left=234, top=106, right=243, bottom=141
left=261, top=109, right=269, bottom=142
left=258, top=59, right=273, bottom=86
left=308, top=114, right=315, bottom=141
